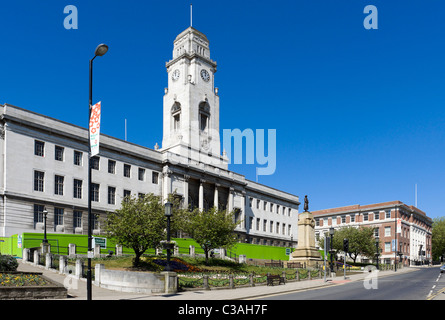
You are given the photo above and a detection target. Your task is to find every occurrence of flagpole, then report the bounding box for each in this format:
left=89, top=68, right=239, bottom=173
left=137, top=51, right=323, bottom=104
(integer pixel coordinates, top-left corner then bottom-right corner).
left=190, top=4, right=193, bottom=27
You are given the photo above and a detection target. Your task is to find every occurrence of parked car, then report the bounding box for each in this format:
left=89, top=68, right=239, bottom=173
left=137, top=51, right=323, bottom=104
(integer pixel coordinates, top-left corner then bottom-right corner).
left=440, top=265, right=445, bottom=273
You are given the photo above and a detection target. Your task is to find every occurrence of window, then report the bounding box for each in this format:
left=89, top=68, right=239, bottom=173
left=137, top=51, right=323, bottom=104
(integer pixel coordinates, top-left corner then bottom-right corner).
left=138, top=168, right=145, bottom=181
left=92, top=214, right=99, bottom=230
left=375, top=211, right=380, bottom=220
left=264, top=202, right=267, bottom=211
left=270, top=221, right=273, bottom=233
left=108, top=186, right=116, bottom=205
left=152, top=172, right=159, bottom=184
left=173, top=114, right=181, bottom=131
left=350, top=214, right=355, bottom=223
left=123, top=189, right=131, bottom=200
left=256, top=218, right=260, bottom=231
left=277, top=205, right=280, bottom=214
left=374, top=227, right=379, bottom=237
left=91, top=156, right=100, bottom=170
left=385, top=226, right=391, bottom=237
left=34, top=204, right=44, bottom=224
left=91, top=183, right=100, bottom=202
left=276, top=222, right=280, bottom=234
left=386, top=210, right=391, bottom=219
left=263, top=219, right=267, bottom=232
left=249, top=197, right=253, bottom=208
left=55, top=146, right=64, bottom=161
left=73, top=179, right=82, bottom=199
left=288, top=208, right=291, bottom=216
left=385, top=242, right=391, bottom=252
left=270, top=204, right=273, bottom=213
left=34, top=171, right=44, bottom=192
left=108, top=160, right=116, bottom=174
left=124, top=164, right=131, bottom=178
left=315, top=218, right=319, bottom=227
left=249, top=217, right=253, bottom=230
left=341, top=215, right=346, bottom=224
left=363, top=213, right=368, bottom=221
left=54, top=175, right=64, bottom=195
left=73, top=211, right=82, bottom=229
left=54, top=208, right=64, bottom=227
left=282, top=223, right=286, bottom=235
left=256, top=199, right=260, bottom=209
left=200, top=113, right=208, bottom=132
left=288, top=225, right=291, bottom=236
left=34, top=140, right=44, bottom=156
left=74, top=151, right=82, bottom=166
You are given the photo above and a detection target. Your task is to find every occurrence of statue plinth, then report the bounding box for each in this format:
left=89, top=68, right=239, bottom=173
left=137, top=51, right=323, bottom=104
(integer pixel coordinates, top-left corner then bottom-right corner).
left=290, top=210, right=321, bottom=268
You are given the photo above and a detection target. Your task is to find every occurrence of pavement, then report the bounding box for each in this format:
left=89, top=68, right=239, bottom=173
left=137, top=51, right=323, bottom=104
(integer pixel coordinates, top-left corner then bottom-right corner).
left=16, top=259, right=438, bottom=301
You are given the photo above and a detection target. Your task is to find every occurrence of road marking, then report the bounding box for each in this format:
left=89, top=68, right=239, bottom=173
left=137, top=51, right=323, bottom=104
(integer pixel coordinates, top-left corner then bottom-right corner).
left=432, top=285, right=436, bottom=289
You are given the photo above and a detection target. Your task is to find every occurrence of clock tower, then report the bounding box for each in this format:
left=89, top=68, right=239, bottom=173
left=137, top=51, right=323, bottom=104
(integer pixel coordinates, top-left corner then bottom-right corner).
left=162, top=26, right=227, bottom=169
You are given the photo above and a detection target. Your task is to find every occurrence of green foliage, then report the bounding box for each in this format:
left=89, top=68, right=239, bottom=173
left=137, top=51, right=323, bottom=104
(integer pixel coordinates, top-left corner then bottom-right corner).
left=182, top=207, right=239, bottom=264
left=103, top=193, right=188, bottom=267
left=319, top=226, right=376, bottom=263
left=0, top=254, right=19, bottom=272
left=432, top=217, right=445, bottom=261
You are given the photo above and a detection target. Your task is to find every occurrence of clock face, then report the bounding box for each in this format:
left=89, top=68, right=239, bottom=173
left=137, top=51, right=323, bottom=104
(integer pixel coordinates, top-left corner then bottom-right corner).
left=171, top=69, right=180, bottom=81
left=200, top=69, right=210, bottom=82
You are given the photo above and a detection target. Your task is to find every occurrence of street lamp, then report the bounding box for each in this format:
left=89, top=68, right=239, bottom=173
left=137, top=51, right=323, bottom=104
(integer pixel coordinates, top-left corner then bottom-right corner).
left=164, top=202, right=173, bottom=271
left=375, top=235, right=380, bottom=270
left=87, top=43, right=108, bottom=301
left=42, top=207, right=48, bottom=244
left=329, top=227, right=335, bottom=274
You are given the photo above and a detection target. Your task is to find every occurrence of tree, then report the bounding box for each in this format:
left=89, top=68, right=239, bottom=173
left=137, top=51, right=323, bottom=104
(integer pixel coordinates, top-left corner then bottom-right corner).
left=432, top=217, right=445, bottom=261
left=320, top=226, right=376, bottom=263
left=184, top=207, right=239, bottom=265
left=104, top=193, right=187, bottom=267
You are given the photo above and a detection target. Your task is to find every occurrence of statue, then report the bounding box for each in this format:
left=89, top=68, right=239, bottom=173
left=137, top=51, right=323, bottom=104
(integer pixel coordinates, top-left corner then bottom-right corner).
left=290, top=194, right=321, bottom=267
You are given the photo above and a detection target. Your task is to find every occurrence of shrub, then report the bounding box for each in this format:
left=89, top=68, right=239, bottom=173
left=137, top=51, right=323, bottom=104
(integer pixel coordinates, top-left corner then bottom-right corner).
left=0, top=255, right=18, bottom=272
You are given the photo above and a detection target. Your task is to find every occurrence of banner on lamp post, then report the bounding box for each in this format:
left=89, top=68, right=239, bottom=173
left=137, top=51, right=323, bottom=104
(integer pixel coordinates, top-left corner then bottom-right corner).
left=89, top=101, right=101, bottom=156
left=396, top=218, right=402, bottom=234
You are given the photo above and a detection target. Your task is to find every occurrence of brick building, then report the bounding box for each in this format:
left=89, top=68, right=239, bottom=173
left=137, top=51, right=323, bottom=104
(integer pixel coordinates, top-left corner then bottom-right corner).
left=312, top=201, right=432, bottom=266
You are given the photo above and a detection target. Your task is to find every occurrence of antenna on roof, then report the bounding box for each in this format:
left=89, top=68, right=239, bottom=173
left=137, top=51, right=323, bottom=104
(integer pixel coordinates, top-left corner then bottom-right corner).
left=190, top=3, right=193, bottom=27
left=415, top=183, right=417, bottom=207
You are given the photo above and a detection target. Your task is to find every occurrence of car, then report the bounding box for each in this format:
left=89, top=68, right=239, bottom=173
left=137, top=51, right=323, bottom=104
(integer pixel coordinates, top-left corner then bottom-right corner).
left=440, top=265, right=445, bottom=273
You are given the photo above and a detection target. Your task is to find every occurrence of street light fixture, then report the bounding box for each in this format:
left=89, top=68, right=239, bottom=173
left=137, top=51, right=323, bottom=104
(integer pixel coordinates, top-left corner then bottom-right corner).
left=164, top=202, right=173, bottom=272
left=42, top=207, right=48, bottom=244
left=87, top=43, right=108, bottom=301
left=329, top=227, right=335, bottom=274
left=375, top=235, right=380, bottom=270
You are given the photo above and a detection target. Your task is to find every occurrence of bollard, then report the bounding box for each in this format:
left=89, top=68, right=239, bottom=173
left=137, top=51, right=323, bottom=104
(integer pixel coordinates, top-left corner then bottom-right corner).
left=203, top=275, right=210, bottom=290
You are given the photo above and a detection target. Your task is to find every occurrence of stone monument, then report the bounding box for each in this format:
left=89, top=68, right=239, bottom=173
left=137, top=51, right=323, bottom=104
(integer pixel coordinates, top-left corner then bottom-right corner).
left=290, top=195, right=322, bottom=268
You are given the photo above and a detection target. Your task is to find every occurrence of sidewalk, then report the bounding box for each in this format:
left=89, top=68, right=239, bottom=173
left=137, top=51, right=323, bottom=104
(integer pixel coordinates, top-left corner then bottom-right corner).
left=16, top=259, right=419, bottom=300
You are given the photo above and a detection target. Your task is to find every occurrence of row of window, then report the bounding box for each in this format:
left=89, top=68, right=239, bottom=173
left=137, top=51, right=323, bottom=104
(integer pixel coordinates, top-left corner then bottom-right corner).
left=249, top=197, right=292, bottom=217
left=33, top=204, right=98, bottom=230
left=248, top=217, right=292, bottom=236
left=34, top=171, right=146, bottom=205
left=34, top=140, right=161, bottom=183
left=315, top=210, right=392, bottom=226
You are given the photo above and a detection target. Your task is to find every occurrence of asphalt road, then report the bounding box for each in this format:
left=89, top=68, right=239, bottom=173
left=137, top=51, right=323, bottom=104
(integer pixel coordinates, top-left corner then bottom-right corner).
left=257, top=266, right=444, bottom=300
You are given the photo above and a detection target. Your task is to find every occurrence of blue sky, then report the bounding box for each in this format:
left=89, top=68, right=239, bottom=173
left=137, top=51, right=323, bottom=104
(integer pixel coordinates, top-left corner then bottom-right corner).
left=1, top=1, right=444, bottom=219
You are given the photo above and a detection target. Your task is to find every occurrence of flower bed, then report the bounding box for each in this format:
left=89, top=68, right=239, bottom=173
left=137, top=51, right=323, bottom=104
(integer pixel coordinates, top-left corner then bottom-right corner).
left=0, top=273, right=49, bottom=287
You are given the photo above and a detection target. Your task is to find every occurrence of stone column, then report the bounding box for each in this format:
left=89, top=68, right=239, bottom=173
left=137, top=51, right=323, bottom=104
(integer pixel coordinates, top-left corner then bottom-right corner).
left=199, top=180, right=204, bottom=210
left=162, top=166, right=172, bottom=202
left=228, top=187, right=234, bottom=212
left=183, top=175, right=190, bottom=209
left=214, top=183, right=219, bottom=209
left=75, top=259, right=84, bottom=279
left=115, top=244, right=123, bottom=256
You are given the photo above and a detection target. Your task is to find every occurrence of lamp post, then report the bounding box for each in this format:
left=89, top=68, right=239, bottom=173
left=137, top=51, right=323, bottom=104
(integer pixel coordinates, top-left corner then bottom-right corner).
left=164, top=202, right=173, bottom=271
left=375, top=235, right=380, bottom=270
left=329, top=227, right=335, bottom=274
left=42, top=207, right=48, bottom=244
left=87, top=43, right=108, bottom=301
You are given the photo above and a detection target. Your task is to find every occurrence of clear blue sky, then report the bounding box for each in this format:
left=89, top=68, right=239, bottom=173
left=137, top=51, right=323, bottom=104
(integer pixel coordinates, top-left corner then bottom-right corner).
left=1, top=1, right=444, bottom=219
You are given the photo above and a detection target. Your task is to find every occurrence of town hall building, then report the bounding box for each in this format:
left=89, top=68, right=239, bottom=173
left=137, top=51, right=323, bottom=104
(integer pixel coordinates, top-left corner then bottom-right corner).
left=0, top=26, right=300, bottom=248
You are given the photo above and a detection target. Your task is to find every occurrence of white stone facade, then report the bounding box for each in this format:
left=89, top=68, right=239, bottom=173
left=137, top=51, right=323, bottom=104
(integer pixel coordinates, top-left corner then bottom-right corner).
left=0, top=26, right=300, bottom=247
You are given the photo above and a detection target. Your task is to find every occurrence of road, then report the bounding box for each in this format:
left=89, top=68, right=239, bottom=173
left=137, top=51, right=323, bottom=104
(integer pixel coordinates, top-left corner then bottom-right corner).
left=257, top=266, right=444, bottom=300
